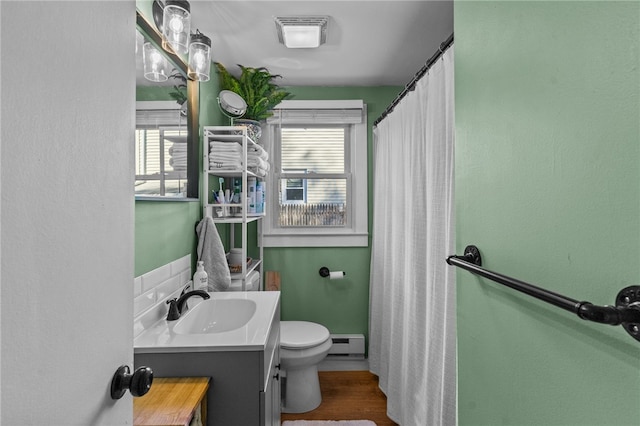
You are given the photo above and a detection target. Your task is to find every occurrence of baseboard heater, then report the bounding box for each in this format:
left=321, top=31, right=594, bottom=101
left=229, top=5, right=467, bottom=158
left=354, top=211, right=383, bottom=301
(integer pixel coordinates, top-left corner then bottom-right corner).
left=327, top=334, right=365, bottom=359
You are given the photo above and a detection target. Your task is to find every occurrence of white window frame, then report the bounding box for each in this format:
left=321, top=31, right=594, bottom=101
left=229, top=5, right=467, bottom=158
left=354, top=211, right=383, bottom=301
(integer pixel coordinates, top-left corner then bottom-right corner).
left=280, top=168, right=308, bottom=204
left=262, top=100, right=368, bottom=247
left=135, top=101, right=187, bottom=197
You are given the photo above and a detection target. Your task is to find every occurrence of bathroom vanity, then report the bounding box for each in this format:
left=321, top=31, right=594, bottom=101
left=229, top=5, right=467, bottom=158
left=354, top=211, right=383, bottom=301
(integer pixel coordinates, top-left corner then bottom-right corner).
left=134, top=292, right=281, bottom=426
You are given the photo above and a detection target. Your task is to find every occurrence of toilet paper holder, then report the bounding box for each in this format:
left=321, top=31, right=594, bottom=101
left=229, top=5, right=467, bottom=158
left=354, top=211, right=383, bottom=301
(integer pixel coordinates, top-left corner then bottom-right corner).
left=319, top=267, right=346, bottom=278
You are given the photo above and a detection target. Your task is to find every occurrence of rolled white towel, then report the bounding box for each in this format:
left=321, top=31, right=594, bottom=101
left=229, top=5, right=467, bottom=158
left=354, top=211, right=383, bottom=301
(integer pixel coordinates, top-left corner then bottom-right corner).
left=247, top=156, right=268, bottom=171
left=210, top=141, right=242, bottom=152
left=169, top=144, right=187, bottom=155
left=209, top=158, right=241, bottom=165
left=248, top=144, right=268, bottom=160
left=169, top=157, right=187, bottom=171
left=209, top=160, right=241, bottom=170
left=251, top=167, right=268, bottom=177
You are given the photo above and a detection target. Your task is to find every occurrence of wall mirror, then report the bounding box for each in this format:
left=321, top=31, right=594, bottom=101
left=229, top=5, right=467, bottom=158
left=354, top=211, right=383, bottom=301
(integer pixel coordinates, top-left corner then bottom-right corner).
left=135, top=10, right=199, bottom=200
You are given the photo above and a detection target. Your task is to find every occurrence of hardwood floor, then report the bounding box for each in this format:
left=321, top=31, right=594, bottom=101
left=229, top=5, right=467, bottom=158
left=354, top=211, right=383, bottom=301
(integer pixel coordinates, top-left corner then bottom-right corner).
left=280, top=371, right=398, bottom=426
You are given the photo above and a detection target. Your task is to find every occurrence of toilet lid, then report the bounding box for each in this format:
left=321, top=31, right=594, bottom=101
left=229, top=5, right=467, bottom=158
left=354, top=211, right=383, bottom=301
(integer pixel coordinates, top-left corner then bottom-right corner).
left=280, top=321, right=330, bottom=349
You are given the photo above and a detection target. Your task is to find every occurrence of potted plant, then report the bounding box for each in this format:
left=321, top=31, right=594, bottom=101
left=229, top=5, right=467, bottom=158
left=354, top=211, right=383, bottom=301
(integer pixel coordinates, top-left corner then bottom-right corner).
left=214, top=62, right=291, bottom=139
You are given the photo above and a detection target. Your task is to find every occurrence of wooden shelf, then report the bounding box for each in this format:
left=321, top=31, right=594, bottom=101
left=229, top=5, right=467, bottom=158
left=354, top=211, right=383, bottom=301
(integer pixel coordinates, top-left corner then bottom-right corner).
left=134, top=377, right=210, bottom=426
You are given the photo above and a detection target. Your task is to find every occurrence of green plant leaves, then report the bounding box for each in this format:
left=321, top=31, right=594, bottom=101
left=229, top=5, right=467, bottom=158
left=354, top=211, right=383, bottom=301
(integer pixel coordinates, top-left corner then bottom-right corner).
left=214, top=62, right=291, bottom=121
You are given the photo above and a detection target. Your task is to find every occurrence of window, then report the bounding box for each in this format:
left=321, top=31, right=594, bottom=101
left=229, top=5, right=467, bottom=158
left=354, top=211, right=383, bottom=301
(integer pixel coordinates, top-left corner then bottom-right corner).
left=281, top=169, right=308, bottom=203
left=263, top=100, right=368, bottom=247
left=135, top=102, right=188, bottom=197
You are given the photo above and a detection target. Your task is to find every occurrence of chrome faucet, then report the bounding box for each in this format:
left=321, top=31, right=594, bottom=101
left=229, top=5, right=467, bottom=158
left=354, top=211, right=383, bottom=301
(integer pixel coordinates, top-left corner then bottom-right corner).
left=166, top=290, right=210, bottom=321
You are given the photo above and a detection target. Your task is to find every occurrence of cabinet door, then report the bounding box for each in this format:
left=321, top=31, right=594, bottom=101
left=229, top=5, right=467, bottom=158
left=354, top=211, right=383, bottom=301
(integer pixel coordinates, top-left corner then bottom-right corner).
left=261, top=367, right=280, bottom=426
left=271, top=343, right=281, bottom=426
left=261, top=344, right=281, bottom=426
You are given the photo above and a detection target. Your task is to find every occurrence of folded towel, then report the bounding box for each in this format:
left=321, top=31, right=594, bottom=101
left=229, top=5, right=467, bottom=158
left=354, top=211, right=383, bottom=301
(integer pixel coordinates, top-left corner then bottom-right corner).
left=210, top=141, right=242, bottom=152
left=170, top=152, right=187, bottom=160
left=169, top=145, right=187, bottom=155
left=252, top=167, right=267, bottom=177
left=210, top=147, right=242, bottom=155
left=247, top=156, right=268, bottom=170
left=248, top=144, right=268, bottom=161
left=196, top=217, right=231, bottom=291
left=208, top=140, right=270, bottom=177
left=169, top=157, right=187, bottom=171
left=211, top=153, right=242, bottom=161
left=209, top=160, right=242, bottom=170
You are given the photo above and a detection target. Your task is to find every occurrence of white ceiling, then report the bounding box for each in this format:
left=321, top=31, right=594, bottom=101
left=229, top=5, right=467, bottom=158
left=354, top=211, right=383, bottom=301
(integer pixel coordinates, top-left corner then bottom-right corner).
left=189, top=0, right=453, bottom=87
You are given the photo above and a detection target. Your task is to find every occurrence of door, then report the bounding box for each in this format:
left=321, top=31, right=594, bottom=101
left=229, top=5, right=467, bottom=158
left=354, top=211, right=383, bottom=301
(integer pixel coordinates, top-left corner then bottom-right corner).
left=1, top=1, right=136, bottom=424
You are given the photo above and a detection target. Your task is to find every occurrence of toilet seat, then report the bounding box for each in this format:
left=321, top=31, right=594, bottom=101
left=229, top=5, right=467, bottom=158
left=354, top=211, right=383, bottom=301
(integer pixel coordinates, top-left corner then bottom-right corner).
left=281, top=321, right=330, bottom=349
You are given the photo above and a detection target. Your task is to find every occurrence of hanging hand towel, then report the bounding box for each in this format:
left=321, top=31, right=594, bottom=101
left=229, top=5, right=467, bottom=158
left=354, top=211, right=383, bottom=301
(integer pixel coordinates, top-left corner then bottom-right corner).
left=196, top=216, right=231, bottom=291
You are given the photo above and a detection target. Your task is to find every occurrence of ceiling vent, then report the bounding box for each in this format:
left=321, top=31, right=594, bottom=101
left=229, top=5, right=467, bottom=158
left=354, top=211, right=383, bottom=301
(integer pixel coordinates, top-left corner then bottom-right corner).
left=275, top=16, right=329, bottom=49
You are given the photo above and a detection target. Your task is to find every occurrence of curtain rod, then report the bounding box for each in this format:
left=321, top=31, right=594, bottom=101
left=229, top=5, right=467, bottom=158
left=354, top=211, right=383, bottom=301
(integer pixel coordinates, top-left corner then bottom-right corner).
left=373, top=33, right=454, bottom=127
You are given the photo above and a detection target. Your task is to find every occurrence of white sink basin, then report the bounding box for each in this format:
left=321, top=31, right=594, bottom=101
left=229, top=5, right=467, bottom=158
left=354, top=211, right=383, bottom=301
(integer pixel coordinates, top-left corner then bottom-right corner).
left=173, top=298, right=257, bottom=335
left=134, top=291, right=280, bottom=353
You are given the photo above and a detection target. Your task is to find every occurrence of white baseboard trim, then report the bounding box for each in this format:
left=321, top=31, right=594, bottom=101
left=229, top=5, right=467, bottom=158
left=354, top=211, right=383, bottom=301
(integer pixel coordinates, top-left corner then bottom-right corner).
left=319, top=357, right=369, bottom=371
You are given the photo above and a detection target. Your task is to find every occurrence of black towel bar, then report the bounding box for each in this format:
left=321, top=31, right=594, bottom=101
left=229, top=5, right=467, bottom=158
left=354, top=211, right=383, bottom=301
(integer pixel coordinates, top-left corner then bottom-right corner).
left=446, top=245, right=640, bottom=342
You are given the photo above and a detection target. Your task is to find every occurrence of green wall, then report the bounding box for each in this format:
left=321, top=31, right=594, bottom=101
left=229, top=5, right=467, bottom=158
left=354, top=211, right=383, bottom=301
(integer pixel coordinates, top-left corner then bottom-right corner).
left=264, top=86, right=400, bottom=339
left=455, top=2, right=640, bottom=425
left=134, top=201, right=200, bottom=277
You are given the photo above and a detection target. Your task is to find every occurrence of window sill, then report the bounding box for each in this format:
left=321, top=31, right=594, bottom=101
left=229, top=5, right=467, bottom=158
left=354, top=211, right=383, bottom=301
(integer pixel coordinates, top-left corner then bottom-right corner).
left=262, top=232, right=369, bottom=248
left=135, top=196, right=199, bottom=202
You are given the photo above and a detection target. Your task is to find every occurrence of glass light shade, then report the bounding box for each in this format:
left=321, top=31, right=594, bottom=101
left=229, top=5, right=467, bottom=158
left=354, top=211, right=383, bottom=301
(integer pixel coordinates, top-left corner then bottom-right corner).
left=188, top=32, right=211, bottom=81
left=143, top=42, right=169, bottom=82
left=275, top=17, right=328, bottom=49
left=162, top=0, right=190, bottom=55
left=282, top=26, right=321, bottom=48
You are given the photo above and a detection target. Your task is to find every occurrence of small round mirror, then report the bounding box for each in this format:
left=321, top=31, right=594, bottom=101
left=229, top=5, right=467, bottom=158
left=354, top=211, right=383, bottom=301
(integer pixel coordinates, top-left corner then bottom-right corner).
left=218, top=90, right=247, bottom=118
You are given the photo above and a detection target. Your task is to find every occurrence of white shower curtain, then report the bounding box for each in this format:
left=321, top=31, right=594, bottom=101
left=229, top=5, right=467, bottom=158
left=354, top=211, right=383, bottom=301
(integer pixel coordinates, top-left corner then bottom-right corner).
left=369, top=46, right=455, bottom=426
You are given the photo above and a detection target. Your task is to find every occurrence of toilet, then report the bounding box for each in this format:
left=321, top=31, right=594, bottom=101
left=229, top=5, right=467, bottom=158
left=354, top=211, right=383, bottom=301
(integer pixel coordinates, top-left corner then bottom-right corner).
left=280, top=321, right=332, bottom=413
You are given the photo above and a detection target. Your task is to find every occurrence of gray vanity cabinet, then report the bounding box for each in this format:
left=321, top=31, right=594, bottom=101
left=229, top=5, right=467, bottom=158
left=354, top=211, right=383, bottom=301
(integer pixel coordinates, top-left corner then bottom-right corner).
left=261, top=326, right=281, bottom=426
left=134, top=302, right=281, bottom=426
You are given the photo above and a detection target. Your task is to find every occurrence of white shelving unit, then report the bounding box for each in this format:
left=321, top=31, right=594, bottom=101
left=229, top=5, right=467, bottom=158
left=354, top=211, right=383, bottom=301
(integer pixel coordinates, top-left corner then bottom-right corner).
left=203, top=126, right=265, bottom=290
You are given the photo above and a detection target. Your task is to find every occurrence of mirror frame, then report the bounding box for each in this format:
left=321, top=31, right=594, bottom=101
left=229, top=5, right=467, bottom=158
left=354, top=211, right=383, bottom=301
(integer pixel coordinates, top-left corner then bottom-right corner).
left=136, top=10, right=199, bottom=200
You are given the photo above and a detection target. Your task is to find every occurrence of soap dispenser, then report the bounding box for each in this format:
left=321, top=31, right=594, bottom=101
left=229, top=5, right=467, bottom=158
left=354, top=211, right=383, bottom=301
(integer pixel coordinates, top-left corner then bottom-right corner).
left=193, top=261, right=208, bottom=291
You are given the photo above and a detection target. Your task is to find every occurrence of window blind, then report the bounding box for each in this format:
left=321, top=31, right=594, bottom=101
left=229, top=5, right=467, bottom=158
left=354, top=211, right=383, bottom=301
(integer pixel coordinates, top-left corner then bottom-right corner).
left=267, top=109, right=363, bottom=124
left=266, top=99, right=364, bottom=124
left=136, top=109, right=186, bottom=127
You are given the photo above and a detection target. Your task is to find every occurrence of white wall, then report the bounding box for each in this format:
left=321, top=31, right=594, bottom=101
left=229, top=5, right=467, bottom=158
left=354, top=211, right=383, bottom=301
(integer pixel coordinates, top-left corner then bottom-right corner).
left=1, top=1, right=135, bottom=423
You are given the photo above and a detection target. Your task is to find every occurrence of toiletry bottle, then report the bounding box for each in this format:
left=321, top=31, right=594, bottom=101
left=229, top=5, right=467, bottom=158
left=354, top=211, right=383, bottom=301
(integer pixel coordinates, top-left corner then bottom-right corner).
left=231, top=178, right=242, bottom=216
left=193, top=261, right=208, bottom=291
left=233, top=178, right=242, bottom=202
left=248, top=177, right=257, bottom=214
left=256, top=181, right=264, bottom=214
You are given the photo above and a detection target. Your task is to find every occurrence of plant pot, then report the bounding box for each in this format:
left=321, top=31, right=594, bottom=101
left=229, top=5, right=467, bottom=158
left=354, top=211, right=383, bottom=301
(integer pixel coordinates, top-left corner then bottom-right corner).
left=234, top=119, right=262, bottom=141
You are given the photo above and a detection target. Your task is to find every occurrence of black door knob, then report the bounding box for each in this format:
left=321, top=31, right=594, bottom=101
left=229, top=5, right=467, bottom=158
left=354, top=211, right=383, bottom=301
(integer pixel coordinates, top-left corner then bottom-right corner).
left=110, top=365, right=153, bottom=400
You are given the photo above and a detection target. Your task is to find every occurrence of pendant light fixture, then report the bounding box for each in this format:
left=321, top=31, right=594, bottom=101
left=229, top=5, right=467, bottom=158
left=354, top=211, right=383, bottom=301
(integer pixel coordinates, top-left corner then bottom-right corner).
left=150, top=0, right=211, bottom=82
left=162, top=0, right=191, bottom=55
left=188, top=30, right=212, bottom=81
left=142, top=41, right=169, bottom=82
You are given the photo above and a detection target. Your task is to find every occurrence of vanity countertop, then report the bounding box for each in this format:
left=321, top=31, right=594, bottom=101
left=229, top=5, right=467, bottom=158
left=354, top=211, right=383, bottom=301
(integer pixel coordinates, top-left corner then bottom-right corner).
left=134, top=291, right=280, bottom=354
